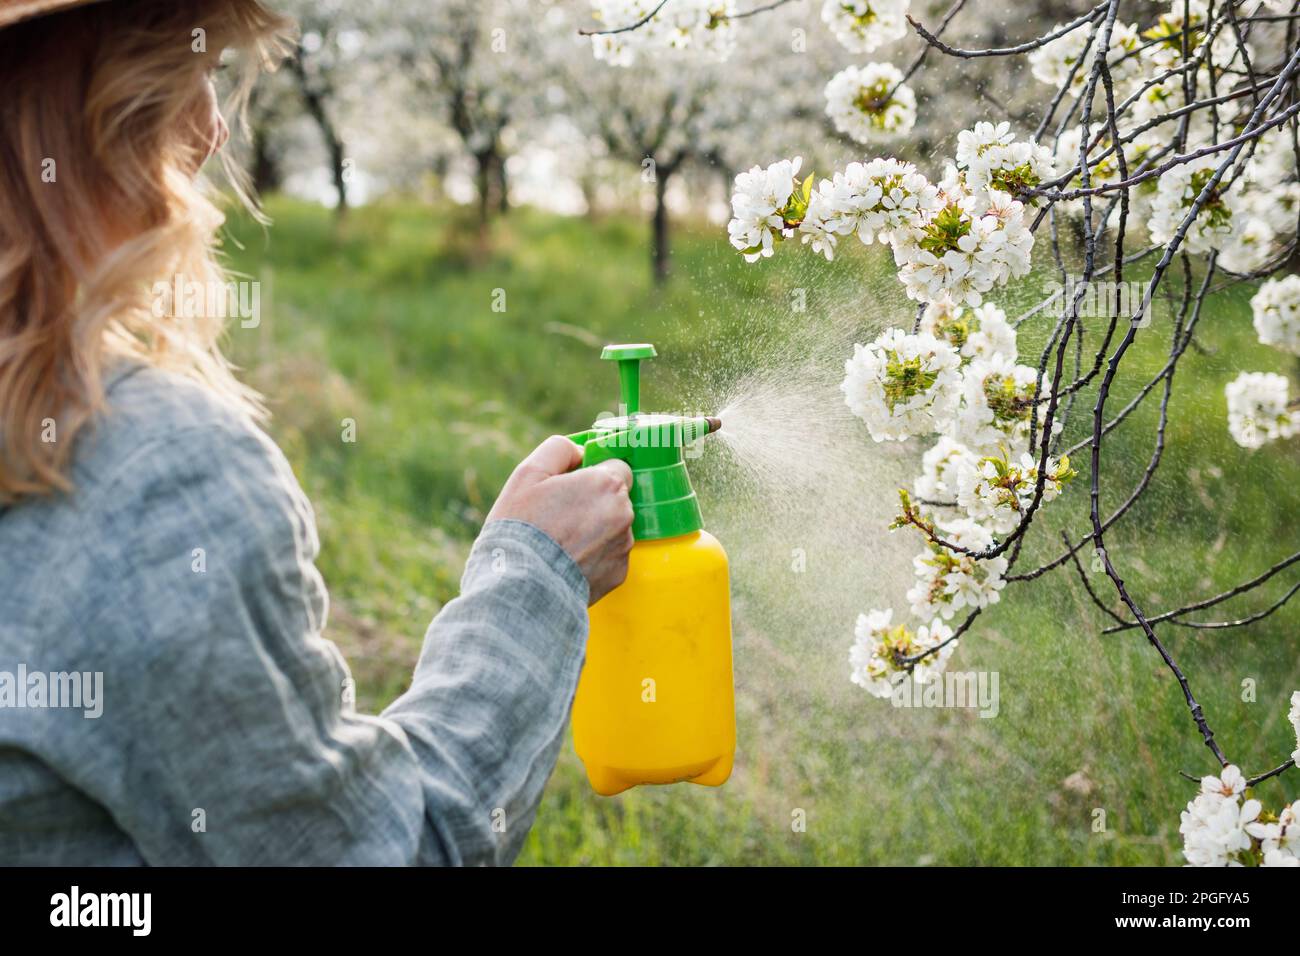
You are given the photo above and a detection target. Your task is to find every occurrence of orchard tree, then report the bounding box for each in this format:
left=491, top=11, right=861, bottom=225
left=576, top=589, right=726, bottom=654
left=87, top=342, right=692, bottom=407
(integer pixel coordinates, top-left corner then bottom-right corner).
left=559, top=1, right=833, bottom=283
left=557, top=57, right=720, bottom=283
left=243, top=74, right=291, bottom=195
left=277, top=0, right=367, bottom=220
left=590, top=0, right=1300, bottom=866
left=380, top=0, right=544, bottom=230
left=225, top=58, right=300, bottom=198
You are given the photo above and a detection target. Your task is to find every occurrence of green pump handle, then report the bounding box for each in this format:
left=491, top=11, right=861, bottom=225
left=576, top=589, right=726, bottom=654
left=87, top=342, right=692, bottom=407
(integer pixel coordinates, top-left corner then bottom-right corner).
left=565, top=418, right=716, bottom=468
left=601, top=342, right=656, bottom=415
left=562, top=343, right=719, bottom=540
left=565, top=428, right=630, bottom=468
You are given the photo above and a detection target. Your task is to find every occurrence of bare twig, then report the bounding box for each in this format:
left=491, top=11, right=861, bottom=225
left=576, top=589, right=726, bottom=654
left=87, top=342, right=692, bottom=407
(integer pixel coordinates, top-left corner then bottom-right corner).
left=905, top=3, right=1109, bottom=58
left=579, top=0, right=670, bottom=37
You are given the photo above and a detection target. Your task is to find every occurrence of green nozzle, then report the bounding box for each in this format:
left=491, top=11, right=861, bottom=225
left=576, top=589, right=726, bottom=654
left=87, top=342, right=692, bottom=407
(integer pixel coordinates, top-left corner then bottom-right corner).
left=601, top=343, right=656, bottom=415
left=567, top=343, right=719, bottom=541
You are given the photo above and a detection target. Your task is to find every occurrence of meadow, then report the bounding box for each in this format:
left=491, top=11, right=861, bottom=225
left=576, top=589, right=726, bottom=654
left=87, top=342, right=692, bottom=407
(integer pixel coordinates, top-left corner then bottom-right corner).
left=224, top=197, right=1300, bottom=865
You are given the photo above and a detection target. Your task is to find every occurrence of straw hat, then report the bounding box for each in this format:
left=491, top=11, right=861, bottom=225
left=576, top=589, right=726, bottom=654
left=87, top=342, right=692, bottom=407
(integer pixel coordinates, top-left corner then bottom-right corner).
left=0, top=0, right=110, bottom=30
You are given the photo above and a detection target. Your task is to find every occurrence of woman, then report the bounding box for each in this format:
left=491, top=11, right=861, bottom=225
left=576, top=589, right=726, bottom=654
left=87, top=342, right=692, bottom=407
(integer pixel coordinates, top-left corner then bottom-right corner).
left=0, top=0, right=634, bottom=865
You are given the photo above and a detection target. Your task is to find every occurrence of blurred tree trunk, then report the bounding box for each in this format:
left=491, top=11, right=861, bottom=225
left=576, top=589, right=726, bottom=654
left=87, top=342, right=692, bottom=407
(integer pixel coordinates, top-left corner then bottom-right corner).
left=580, top=175, right=600, bottom=220
left=326, top=135, right=348, bottom=220
left=473, top=150, right=503, bottom=230
left=647, top=151, right=689, bottom=285
left=430, top=153, right=449, bottom=201
left=245, top=82, right=283, bottom=198
left=249, top=123, right=281, bottom=197
left=288, top=48, right=348, bottom=221
left=495, top=156, right=509, bottom=216
left=407, top=6, right=521, bottom=238
left=652, top=169, right=671, bottom=285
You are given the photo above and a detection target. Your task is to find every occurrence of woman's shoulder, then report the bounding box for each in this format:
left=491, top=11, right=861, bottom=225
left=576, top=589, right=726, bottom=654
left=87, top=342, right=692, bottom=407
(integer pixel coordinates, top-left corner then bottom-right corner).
left=81, top=360, right=268, bottom=471
left=76, top=361, right=288, bottom=487
left=0, top=360, right=323, bottom=642
left=69, top=360, right=318, bottom=558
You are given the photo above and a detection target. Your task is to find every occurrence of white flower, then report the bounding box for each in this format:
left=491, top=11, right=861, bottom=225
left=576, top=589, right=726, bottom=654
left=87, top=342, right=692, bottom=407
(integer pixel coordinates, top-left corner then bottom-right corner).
left=1027, top=23, right=1090, bottom=89
left=1219, top=217, right=1276, bottom=274
left=966, top=304, right=1018, bottom=362
left=1180, top=791, right=1230, bottom=835
left=1029, top=20, right=1142, bottom=100
left=914, top=435, right=978, bottom=501
left=1250, top=275, right=1300, bottom=355
left=849, top=607, right=955, bottom=698
left=821, top=0, right=909, bottom=54
left=907, top=518, right=1008, bottom=621
left=956, top=456, right=1020, bottom=534
left=978, top=189, right=1035, bottom=279
left=1133, top=72, right=1216, bottom=148
left=1183, top=753, right=1300, bottom=867
left=800, top=157, right=940, bottom=257
left=896, top=244, right=975, bottom=306
left=1180, top=763, right=1265, bottom=867
left=1205, top=24, right=1253, bottom=73
left=920, top=297, right=970, bottom=352
left=1148, top=155, right=1238, bottom=255
left=1245, top=181, right=1300, bottom=237
left=1262, top=848, right=1300, bottom=866
left=1180, top=779, right=1261, bottom=867
left=894, top=186, right=1034, bottom=306
left=824, top=62, right=917, bottom=144
left=1291, top=691, right=1300, bottom=766
left=955, top=450, right=1076, bottom=534
left=589, top=0, right=738, bottom=65
left=841, top=328, right=962, bottom=441
left=1201, top=764, right=1247, bottom=799
left=921, top=298, right=1018, bottom=363
left=1248, top=803, right=1300, bottom=862
left=1052, top=123, right=1153, bottom=226
left=956, top=120, right=1015, bottom=167
left=1140, top=1, right=1210, bottom=71
left=728, top=157, right=805, bottom=262
left=1245, top=128, right=1299, bottom=189
left=953, top=353, right=1059, bottom=455
left=956, top=121, right=1056, bottom=201
left=1102, top=20, right=1143, bottom=94
left=1225, top=371, right=1297, bottom=448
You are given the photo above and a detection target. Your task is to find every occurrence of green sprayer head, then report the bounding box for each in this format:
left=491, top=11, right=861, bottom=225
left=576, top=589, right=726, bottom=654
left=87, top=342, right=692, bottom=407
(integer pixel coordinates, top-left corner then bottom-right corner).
left=566, top=343, right=721, bottom=541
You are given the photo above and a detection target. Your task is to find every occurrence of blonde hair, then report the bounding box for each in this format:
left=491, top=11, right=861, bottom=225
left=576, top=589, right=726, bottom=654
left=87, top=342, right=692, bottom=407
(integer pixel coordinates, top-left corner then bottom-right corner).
left=0, top=0, right=294, bottom=501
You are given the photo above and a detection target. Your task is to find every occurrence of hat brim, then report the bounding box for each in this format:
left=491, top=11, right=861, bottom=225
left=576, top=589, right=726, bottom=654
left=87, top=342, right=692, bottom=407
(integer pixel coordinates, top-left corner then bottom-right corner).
left=0, top=0, right=111, bottom=31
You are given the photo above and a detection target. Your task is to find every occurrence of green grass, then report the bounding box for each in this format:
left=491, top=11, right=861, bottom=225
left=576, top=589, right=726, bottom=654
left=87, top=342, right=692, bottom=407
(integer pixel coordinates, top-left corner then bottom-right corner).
left=222, top=196, right=1300, bottom=865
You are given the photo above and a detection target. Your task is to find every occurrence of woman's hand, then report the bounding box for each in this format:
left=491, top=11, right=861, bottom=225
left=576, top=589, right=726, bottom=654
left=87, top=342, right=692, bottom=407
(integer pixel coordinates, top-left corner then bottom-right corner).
left=486, top=436, right=634, bottom=605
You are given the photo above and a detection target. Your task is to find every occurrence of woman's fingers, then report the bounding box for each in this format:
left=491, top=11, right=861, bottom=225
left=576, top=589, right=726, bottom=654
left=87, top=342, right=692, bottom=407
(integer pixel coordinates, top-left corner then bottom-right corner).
left=589, top=457, right=633, bottom=492
left=485, top=442, right=636, bottom=605
left=519, top=435, right=585, bottom=480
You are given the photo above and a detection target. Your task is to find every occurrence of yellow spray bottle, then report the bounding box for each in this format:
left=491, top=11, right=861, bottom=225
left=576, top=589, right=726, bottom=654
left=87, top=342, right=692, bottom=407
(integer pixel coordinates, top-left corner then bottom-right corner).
left=565, top=344, right=734, bottom=796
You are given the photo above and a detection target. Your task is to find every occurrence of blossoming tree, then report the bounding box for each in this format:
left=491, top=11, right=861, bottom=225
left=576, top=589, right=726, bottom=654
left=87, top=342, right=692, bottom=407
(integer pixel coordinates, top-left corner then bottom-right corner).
left=582, top=0, right=1300, bottom=866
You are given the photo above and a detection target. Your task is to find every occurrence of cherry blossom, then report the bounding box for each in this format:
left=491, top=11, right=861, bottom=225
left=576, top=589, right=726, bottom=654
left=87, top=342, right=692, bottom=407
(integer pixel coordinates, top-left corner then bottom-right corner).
left=1250, top=275, right=1300, bottom=354
left=727, top=156, right=808, bottom=262
left=1148, top=155, right=1239, bottom=255
left=849, top=607, right=955, bottom=698
left=588, top=0, right=738, bottom=66
left=1225, top=371, right=1297, bottom=448
left=907, top=519, right=1008, bottom=621
left=824, top=62, right=917, bottom=143
left=821, top=0, right=909, bottom=55
left=840, top=328, right=962, bottom=441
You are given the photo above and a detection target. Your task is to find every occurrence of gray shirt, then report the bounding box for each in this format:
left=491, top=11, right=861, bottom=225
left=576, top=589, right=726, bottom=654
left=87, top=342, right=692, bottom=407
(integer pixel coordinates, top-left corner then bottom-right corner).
left=0, top=362, right=590, bottom=865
